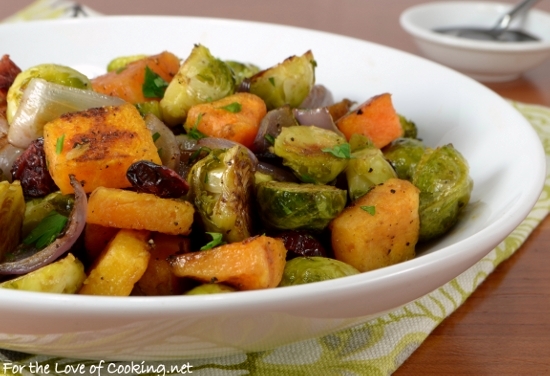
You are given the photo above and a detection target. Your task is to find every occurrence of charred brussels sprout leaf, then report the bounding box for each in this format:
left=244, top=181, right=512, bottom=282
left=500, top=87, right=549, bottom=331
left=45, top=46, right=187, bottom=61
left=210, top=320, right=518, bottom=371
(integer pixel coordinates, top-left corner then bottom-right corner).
left=399, top=115, right=418, bottom=139
left=413, top=144, right=473, bottom=241
left=383, top=138, right=426, bottom=181
left=249, top=50, right=316, bottom=110
left=273, top=125, right=349, bottom=184
left=22, top=191, right=74, bottom=238
left=279, top=256, right=359, bottom=286
left=6, top=64, right=91, bottom=124
left=0, top=181, right=25, bottom=261
left=187, top=145, right=254, bottom=243
left=160, top=44, right=236, bottom=126
left=255, top=181, right=347, bottom=231
left=225, top=60, right=260, bottom=87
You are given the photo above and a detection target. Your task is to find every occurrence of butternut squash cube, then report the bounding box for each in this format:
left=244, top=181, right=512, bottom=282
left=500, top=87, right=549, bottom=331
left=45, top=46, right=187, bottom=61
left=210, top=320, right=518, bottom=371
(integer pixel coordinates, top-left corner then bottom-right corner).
left=86, top=187, right=194, bottom=235
left=330, top=178, right=420, bottom=272
left=43, top=102, right=161, bottom=194
left=169, top=235, right=287, bottom=290
left=79, top=229, right=151, bottom=296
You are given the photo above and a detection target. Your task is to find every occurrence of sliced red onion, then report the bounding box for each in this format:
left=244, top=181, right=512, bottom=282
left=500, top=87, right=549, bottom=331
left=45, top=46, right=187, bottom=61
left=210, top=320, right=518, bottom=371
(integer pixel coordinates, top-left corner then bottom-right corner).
left=197, top=137, right=258, bottom=169
left=251, top=106, right=297, bottom=155
left=293, top=107, right=345, bottom=137
left=0, top=135, right=23, bottom=182
left=299, top=84, right=334, bottom=109
left=257, top=161, right=298, bottom=182
left=144, top=113, right=181, bottom=170
left=0, top=175, right=87, bottom=275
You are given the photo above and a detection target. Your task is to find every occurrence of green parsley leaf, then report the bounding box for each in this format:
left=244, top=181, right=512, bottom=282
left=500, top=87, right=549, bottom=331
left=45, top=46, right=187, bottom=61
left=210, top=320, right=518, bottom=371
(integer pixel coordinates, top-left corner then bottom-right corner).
left=23, top=211, right=68, bottom=249
left=200, top=232, right=226, bottom=250
left=360, top=206, right=376, bottom=215
left=220, top=102, right=242, bottom=113
left=264, top=134, right=275, bottom=145
left=56, top=134, right=65, bottom=154
left=300, top=173, right=316, bottom=184
left=188, top=113, right=207, bottom=140
left=322, top=143, right=353, bottom=159
left=152, top=132, right=161, bottom=143
left=268, top=77, right=275, bottom=87
left=142, top=66, right=168, bottom=98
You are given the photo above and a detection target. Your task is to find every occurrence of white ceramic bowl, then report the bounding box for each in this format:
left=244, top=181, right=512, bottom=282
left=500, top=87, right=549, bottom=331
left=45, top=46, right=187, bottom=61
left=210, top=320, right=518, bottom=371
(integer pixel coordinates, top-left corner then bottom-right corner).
left=0, top=15, right=546, bottom=360
left=400, top=1, right=550, bottom=82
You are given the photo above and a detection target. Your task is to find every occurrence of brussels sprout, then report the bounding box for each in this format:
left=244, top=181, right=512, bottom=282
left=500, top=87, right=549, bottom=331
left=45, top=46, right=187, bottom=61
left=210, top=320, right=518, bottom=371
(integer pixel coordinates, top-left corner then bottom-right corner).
left=185, top=283, right=236, bottom=295
left=225, top=60, right=260, bottom=86
left=249, top=50, right=316, bottom=110
left=6, top=63, right=91, bottom=124
left=399, top=115, right=418, bottom=139
left=279, top=256, right=359, bottom=286
left=0, top=180, right=25, bottom=261
left=383, top=138, right=426, bottom=181
left=160, top=44, right=236, bottom=126
left=22, top=191, right=74, bottom=238
left=412, top=144, right=473, bottom=241
left=135, top=101, right=162, bottom=119
left=273, top=125, right=349, bottom=184
left=255, top=180, right=347, bottom=231
left=346, top=140, right=397, bottom=201
left=107, top=54, right=148, bottom=72
left=0, top=253, right=85, bottom=293
left=187, top=145, right=254, bottom=243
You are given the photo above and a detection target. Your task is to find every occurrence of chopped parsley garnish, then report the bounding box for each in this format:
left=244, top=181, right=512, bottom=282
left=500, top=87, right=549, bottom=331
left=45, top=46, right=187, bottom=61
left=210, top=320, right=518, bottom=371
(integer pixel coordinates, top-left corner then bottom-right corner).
left=142, top=66, right=168, bottom=98
left=23, top=210, right=68, bottom=249
left=360, top=205, right=376, bottom=215
left=152, top=132, right=161, bottom=142
left=220, top=102, right=242, bottom=113
left=322, top=143, right=352, bottom=159
left=56, top=134, right=65, bottom=154
left=188, top=113, right=207, bottom=140
left=268, top=77, right=276, bottom=87
left=200, top=232, right=226, bottom=250
left=264, top=134, right=275, bottom=145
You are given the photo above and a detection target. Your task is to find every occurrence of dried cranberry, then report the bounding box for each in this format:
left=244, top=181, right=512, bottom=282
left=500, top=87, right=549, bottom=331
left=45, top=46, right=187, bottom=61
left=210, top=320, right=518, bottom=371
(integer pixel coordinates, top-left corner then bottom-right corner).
left=11, top=138, right=58, bottom=197
left=277, top=230, right=328, bottom=260
left=127, top=160, right=189, bottom=198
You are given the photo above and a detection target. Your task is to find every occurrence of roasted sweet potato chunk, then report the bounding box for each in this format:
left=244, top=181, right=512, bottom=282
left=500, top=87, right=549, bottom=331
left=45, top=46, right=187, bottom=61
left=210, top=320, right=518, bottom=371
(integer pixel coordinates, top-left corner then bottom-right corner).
left=168, top=235, right=287, bottom=290
left=86, top=187, right=194, bottom=235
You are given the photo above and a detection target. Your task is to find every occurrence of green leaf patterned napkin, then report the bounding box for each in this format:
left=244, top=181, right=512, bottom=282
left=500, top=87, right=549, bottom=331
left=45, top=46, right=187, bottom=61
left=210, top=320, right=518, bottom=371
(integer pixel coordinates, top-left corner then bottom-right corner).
left=1, top=1, right=550, bottom=375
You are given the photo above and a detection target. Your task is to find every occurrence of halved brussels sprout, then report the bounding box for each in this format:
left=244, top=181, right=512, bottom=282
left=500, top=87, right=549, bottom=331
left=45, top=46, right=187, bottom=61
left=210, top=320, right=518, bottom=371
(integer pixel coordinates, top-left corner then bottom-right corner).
left=279, top=256, right=359, bottom=286
left=22, top=191, right=74, bottom=238
left=273, top=125, right=349, bottom=184
left=255, top=180, right=347, bottom=231
left=413, top=144, right=473, bottom=241
left=249, top=50, right=316, bottom=110
left=107, top=54, right=148, bottom=72
left=0, top=253, right=85, bottom=293
left=346, top=135, right=397, bottom=201
left=399, top=115, right=418, bottom=139
left=0, top=180, right=25, bottom=261
left=187, top=145, right=254, bottom=243
left=185, top=283, right=236, bottom=295
left=160, top=44, right=236, bottom=126
left=6, top=63, right=91, bottom=124
left=383, top=137, right=426, bottom=181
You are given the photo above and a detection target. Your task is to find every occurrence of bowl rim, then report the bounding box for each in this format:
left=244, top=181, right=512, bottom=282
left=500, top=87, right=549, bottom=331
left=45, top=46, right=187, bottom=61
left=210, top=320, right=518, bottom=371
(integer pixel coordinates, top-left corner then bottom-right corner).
left=400, top=1, right=550, bottom=52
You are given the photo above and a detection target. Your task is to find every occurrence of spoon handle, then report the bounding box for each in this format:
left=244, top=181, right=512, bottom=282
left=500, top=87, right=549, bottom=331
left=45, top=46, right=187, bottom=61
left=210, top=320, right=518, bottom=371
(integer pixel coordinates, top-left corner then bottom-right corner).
left=493, top=0, right=542, bottom=33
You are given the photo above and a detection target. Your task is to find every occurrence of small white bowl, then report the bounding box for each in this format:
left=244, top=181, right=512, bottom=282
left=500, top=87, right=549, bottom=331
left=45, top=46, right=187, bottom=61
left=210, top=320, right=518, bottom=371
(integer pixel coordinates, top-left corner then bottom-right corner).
left=400, top=1, right=550, bottom=82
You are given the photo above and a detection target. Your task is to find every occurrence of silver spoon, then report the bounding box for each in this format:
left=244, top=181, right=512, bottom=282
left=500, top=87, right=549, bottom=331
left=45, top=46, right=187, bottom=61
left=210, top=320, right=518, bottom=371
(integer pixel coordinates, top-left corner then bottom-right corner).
left=434, top=0, right=542, bottom=42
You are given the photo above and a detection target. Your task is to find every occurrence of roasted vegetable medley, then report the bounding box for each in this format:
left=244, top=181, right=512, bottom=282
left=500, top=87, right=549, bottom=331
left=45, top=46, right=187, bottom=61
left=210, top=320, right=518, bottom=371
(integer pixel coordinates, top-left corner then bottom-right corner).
left=0, top=46, right=473, bottom=296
